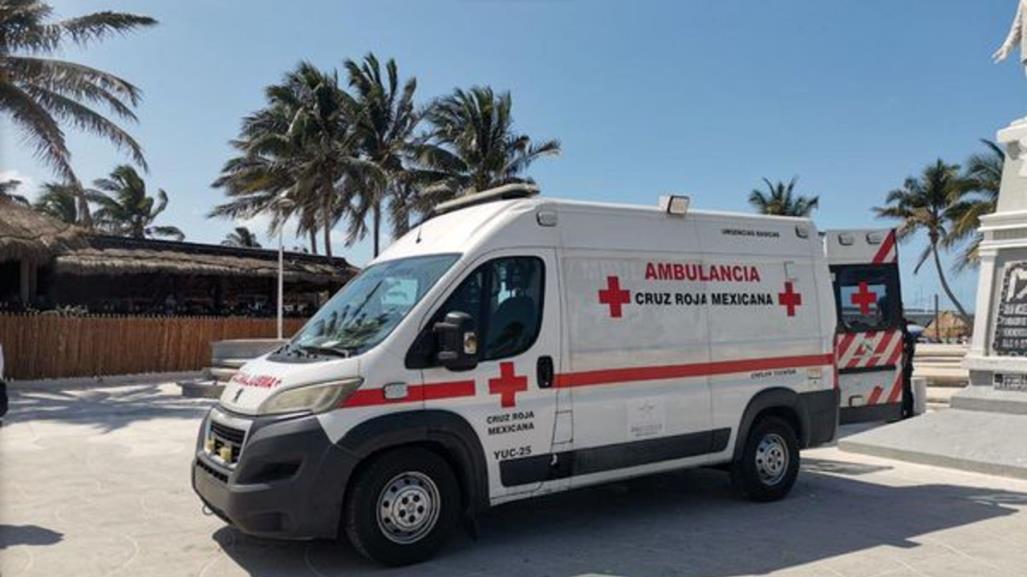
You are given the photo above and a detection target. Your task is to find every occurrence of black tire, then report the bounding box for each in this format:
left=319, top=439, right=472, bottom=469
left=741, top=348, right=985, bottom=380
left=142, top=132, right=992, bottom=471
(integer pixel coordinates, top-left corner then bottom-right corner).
left=343, top=447, right=460, bottom=566
left=730, top=416, right=800, bottom=502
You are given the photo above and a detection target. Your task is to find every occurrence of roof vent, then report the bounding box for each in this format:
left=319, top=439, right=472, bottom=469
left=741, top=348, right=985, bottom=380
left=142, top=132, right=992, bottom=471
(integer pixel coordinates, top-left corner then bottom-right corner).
left=432, top=184, right=540, bottom=216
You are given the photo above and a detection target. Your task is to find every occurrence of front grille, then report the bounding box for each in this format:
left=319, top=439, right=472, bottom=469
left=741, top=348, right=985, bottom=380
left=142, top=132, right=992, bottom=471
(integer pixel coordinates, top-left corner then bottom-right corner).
left=207, top=420, right=247, bottom=465
left=197, top=458, right=229, bottom=483
left=210, top=421, right=246, bottom=445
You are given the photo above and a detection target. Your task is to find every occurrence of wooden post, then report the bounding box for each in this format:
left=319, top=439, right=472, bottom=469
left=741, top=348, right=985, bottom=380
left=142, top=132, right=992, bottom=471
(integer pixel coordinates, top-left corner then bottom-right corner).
left=18, top=259, right=31, bottom=303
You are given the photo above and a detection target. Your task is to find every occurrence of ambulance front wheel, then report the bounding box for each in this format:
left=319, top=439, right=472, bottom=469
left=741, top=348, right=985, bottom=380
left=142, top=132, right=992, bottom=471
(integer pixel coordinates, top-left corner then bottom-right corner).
left=731, top=416, right=800, bottom=502
left=343, top=447, right=461, bottom=566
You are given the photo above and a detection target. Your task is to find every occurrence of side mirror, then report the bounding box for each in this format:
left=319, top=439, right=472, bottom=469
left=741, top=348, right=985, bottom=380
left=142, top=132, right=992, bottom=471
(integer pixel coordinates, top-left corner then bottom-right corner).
left=434, top=311, right=478, bottom=371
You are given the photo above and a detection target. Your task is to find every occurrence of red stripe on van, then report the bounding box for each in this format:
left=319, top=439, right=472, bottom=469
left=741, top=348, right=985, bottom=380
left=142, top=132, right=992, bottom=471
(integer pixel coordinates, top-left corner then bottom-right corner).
left=553, top=353, right=834, bottom=389
left=835, top=333, right=856, bottom=360
left=885, top=338, right=903, bottom=367
left=871, top=330, right=895, bottom=360
left=341, top=379, right=476, bottom=408
left=886, top=370, right=904, bottom=404
left=866, top=386, right=884, bottom=405
left=872, top=231, right=896, bottom=264
left=341, top=354, right=833, bottom=408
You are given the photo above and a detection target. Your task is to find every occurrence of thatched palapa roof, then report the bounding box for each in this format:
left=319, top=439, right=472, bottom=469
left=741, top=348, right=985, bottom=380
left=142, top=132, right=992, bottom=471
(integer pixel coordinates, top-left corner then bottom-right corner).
left=923, top=310, right=972, bottom=340
left=54, top=235, right=357, bottom=283
left=0, top=196, right=85, bottom=263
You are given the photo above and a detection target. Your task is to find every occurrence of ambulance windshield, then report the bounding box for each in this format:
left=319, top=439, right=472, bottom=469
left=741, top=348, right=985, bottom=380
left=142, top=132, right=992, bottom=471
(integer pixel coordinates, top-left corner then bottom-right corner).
left=289, top=254, right=459, bottom=356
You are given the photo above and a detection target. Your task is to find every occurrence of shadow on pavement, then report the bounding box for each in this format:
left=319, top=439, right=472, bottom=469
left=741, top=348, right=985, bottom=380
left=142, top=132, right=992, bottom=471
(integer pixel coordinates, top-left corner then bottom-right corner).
left=6, top=384, right=211, bottom=432
left=0, top=525, right=63, bottom=549
left=208, top=462, right=1027, bottom=577
left=801, top=457, right=893, bottom=476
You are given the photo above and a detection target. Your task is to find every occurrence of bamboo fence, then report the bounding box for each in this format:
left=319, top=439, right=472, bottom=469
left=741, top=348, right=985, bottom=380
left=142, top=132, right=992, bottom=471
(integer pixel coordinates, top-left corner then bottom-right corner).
left=0, top=314, right=306, bottom=380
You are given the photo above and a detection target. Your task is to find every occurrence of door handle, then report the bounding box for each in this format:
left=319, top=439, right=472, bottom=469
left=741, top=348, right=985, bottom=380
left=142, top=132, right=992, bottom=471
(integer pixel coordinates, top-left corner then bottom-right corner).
left=537, top=356, right=554, bottom=389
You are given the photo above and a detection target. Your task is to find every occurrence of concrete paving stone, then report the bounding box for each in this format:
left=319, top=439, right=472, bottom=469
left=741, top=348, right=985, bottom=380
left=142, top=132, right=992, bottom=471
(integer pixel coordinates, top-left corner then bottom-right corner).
left=6, top=384, right=1027, bottom=577
left=839, top=410, right=1027, bottom=480
left=905, top=549, right=1021, bottom=577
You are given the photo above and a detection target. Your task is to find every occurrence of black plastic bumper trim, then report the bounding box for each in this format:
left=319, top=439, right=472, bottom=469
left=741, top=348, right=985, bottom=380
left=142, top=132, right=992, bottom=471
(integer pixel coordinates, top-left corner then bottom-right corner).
left=499, top=427, right=731, bottom=487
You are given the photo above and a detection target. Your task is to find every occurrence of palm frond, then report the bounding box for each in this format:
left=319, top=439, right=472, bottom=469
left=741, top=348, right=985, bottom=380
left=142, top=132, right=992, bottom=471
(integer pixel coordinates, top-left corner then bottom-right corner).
left=0, top=81, right=73, bottom=180
left=22, top=84, right=147, bottom=169
left=0, top=2, right=155, bottom=195
left=57, top=11, right=157, bottom=46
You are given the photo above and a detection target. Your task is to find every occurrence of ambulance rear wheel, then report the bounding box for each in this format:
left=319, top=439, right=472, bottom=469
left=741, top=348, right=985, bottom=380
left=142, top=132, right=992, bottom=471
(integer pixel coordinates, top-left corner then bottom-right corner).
left=731, top=416, right=799, bottom=502
left=343, top=447, right=460, bottom=566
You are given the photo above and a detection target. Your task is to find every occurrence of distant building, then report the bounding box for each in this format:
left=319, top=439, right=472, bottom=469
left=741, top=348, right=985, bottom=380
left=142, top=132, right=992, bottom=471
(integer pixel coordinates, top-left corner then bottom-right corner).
left=903, top=308, right=942, bottom=328
left=0, top=196, right=85, bottom=304
left=0, top=198, right=357, bottom=316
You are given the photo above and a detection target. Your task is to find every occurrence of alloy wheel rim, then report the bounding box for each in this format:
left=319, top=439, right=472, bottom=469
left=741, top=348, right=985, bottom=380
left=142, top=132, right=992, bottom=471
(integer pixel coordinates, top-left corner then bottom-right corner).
left=755, top=433, right=789, bottom=486
left=376, top=471, right=441, bottom=544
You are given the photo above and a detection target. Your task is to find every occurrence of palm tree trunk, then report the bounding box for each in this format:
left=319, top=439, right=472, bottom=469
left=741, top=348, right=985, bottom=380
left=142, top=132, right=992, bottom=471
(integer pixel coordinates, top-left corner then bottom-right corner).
left=373, top=204, right=381, bottom=257
left=74, top=181, right=93, bottom=229
left=309, top=230, right=318, bottom=255
left=930, top=240, right=972, bottom=330
left=322, top=191, right=333, bottom=260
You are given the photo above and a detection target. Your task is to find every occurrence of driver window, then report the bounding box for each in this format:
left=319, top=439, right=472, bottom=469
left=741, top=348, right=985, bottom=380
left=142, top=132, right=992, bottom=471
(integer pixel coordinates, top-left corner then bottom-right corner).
left=419, top=256, right=545, bottom=366
left=437, top=268, right=484, bottom=330
left=483, top=257, right=544, bottom=360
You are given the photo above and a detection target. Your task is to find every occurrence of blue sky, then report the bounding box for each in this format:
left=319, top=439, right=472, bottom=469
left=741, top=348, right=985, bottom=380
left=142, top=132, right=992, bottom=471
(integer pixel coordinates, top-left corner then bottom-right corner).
left=2, top=0, right=1024, bottom=312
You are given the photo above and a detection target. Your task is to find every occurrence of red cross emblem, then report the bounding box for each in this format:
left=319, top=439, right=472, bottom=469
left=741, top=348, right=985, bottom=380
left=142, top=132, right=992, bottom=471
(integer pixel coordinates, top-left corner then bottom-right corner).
left=777, top=281, right=802, bottom=317
left=489, top=362, right=528, bottom=408
left=850, top=281, right=877, bottom=315
left=598, top=276, right=631, bottom=318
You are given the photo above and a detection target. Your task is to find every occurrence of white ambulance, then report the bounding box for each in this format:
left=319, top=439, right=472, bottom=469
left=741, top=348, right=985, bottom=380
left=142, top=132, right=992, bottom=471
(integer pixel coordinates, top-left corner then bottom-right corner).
left=193, top=186, right=890, bottom=565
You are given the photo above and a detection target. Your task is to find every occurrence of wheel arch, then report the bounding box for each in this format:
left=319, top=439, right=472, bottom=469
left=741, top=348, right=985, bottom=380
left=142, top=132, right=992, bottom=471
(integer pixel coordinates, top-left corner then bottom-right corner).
left=336, top=409, right=490, bottom=515
left=732, top=387, right=811, bottom=462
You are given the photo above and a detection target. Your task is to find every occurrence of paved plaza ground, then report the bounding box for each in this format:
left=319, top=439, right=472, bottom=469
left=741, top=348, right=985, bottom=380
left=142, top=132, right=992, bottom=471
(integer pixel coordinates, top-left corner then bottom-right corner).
left=3, top=383, right=1027, bottom=577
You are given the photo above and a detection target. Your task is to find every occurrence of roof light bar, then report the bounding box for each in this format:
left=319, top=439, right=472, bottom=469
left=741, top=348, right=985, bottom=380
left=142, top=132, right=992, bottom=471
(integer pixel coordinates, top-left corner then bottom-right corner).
left=432, top=183, right=540, bottom=216
left=659, top=195, right=690, bottom=217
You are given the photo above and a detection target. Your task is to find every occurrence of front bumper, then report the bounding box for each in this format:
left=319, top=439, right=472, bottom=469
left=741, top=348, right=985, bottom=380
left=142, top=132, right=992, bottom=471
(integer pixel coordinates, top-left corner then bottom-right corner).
left=191, top=407, right=358, bottom=539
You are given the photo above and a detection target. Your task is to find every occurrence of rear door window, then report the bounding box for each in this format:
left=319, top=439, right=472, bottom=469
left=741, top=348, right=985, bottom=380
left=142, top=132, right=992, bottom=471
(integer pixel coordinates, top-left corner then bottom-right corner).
left=833, top=265, right=901, bottom=332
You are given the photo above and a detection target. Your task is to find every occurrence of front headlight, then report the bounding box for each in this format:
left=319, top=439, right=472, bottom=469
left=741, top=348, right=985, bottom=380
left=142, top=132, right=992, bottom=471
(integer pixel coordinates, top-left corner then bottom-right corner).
left=256, top=378, right=363, bottom=416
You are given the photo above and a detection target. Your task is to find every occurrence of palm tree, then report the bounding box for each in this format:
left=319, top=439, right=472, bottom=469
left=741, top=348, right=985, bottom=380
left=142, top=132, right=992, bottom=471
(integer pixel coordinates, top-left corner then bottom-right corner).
left=211, top=103, right=316, bottom=250
left=343, top=53, right=420, bottom=256
left=417, top=86, right=560, bottom=201
left=748, top=177, right=819, bottom=217
left=211, top=62, right=375, bottom=260
left=210, top=106, right=321, bottom=253
left=948, top=139, right=1003, bottom=271
left=0, top=0, right=157, bottom=227
left=33, top=181, right=78, bottom=223
left=0, top=178, right=28, bottom=204
left=875, top=160, right=973, bottom=327
left=222, top=226, right=261, bottom=248
left=89, top=165, right=184, bottom=240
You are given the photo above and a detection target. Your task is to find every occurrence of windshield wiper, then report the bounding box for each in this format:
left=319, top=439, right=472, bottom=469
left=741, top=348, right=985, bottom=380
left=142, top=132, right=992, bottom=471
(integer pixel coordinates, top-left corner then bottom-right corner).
left=298, top=344, right=352, bottom=358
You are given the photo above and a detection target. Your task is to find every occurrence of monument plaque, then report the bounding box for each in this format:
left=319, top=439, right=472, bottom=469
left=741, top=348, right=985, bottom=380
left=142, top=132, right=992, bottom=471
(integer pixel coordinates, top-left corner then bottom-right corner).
left=991, top=261, right=1027, bottom=357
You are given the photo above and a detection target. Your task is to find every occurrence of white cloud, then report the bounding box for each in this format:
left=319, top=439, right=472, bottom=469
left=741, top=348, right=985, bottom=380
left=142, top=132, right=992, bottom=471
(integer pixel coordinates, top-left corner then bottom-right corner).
left=0, top=169, right=34, bottom=193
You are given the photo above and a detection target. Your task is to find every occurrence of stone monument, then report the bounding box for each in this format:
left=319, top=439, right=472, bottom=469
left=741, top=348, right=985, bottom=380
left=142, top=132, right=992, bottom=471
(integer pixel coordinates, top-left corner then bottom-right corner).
left=960, top=0, right=1027, bottom=413
left=839, top=4, right=1027, bottom=478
